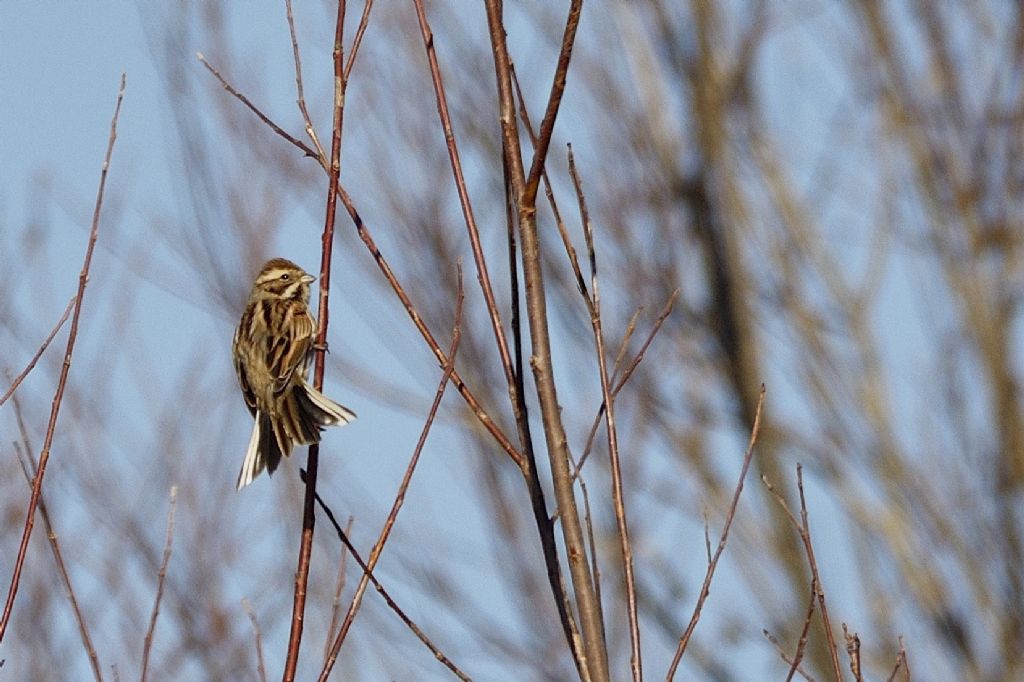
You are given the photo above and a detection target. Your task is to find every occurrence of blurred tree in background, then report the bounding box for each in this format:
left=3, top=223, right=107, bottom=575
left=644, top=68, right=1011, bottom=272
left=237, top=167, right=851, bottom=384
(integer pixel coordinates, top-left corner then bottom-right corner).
left=1, top=1, right=1021, bottom=680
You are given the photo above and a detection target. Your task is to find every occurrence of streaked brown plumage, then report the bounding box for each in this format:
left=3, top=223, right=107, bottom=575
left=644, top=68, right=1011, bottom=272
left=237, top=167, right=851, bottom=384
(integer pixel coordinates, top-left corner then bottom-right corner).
left=233, top=258, right=355, bottom=489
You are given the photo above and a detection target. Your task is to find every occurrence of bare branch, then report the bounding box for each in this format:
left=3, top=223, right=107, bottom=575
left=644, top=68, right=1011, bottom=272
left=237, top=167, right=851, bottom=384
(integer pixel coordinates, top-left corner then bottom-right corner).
left=283, top=2, right=347, bottom=677
left=10, top=393, right=102, bottom=682
left=569, top=147, right=642, bottom=681
left=141, top=486, right=178, bottom=682
left=665, top=385, right=765, bottom=680
left=0, top=73, right=126, bottom=644
left=196, top=53, right=318, bottom=160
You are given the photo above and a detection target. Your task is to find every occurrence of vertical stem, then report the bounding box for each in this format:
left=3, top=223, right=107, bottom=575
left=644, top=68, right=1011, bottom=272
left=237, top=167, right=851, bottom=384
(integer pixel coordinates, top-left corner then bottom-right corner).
left=482, top=2, right=608, bottom=680
left=281, top=3, right=346, bottom=679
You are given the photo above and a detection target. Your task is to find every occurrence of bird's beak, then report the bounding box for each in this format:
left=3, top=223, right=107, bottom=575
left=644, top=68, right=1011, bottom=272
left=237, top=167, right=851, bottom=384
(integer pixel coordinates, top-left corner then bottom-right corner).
left=301, top=274, right=316, bottom=284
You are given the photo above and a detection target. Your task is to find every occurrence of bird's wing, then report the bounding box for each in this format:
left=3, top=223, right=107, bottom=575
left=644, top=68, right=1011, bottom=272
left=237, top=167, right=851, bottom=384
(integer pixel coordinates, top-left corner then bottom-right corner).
left=233, top=325, right=258, bottom=416
left=270, top=303, right=315, bottom=395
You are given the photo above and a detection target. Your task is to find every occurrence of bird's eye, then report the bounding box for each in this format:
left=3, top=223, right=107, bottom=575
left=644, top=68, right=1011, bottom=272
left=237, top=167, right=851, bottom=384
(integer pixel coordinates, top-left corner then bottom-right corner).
left=281, top=273, right=291, bottom=281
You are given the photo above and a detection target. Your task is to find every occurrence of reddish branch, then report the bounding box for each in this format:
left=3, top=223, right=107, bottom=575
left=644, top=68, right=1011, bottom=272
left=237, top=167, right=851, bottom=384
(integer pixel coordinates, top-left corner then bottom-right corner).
left=281, top=1, right=347, bottom=678
left=0, top=73, right=125, bottom=645
left=10, top=395, right=101, bottom=682
left=665, top=385, right=765, bottom=681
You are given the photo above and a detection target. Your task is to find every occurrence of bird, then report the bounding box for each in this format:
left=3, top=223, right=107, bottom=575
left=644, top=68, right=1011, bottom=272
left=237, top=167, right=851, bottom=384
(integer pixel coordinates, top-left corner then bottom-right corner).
left=232, top=257, right=355, bottom=489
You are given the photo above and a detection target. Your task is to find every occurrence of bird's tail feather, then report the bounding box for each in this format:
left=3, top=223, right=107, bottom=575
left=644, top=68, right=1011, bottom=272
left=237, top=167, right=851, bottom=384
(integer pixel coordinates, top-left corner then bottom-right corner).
left=237, top=388, right=355, bottom=490
left=237, top=411, right=285, bottom=490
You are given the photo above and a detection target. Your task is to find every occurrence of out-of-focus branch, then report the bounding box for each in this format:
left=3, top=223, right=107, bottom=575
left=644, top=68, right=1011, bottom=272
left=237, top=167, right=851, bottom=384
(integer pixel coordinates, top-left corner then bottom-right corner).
left=141, top=486, right=178, bottom=682
left=242, top=599, right=268, bottom=682
left=0, top=73, right=125, bottom=645
left=0, top=296, right=75, bottom=409
left=323, top=516, right=353, bottom=664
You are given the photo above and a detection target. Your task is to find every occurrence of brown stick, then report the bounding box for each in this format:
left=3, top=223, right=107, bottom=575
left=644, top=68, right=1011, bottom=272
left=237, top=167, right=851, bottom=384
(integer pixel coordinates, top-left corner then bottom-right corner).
left=483, top=1, right=607, bottom=679
left=885, top=638, right=909, bottom=682
left=282, top=3, right=347, bottom=678
left=411, top=0, right=518, bottom=394
left=665, top=385, right=766, bottom=681
left=141, top=487, right=178, bottom=682
left=0, top=296, right=76, bottom=409
left=568, top=148, right=642, bottom=681
left=196, top=54, right=318, bottom=160
left=0, top=73, right=125, bottom=644
left=763, top=629, right=816, bottom=682
left=413, top=0, right=583, bottom=668
left=319, top=264, right=464, bottom=679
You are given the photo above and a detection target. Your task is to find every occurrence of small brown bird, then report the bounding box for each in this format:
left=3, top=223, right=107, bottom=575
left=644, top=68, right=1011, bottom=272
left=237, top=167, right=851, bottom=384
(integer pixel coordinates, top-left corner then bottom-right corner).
left=232, top=258, right=356, bottom=489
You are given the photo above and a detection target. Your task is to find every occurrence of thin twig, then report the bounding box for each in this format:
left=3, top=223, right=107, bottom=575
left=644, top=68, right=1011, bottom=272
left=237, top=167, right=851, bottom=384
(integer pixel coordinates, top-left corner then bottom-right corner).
left=764, top=630, right=816, bottom=682
left=307, top=483, right=472, bottom=681
left=343, top=0, right=375, bottom=84
left=665, top=385, right=766, bottom=681
left=411, top=0, right=519, bottom=419
left=324, top=516, right=354, bottom=664
left=521, top=0, right=584, bottom=208
left=569, top=146, right=642, bottom=681
left=284, top=0, right=328, bottom=166
left=196, top=54, right=318, bottom=160
left=140, top=486, right=178, bottom=682
left=785, top=575, right=819, bottom=682
left=574, top=291, right=678, bottom=479
left=320, top=264, right=464, bottom=680
left=761, top=466, right=844, bottom=682
left=9, top=393, right=101, bottom=682
left=283, top=3, right=347, bottom=678
left=0, top=73, right=125, bottom=644
left=843, top=623, right=862, bottom=682
left=0, top=296, right=76, bottom=408
left=885, top=637, right=909, bottom=682
left=242, top=599, right=268, bottom=682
